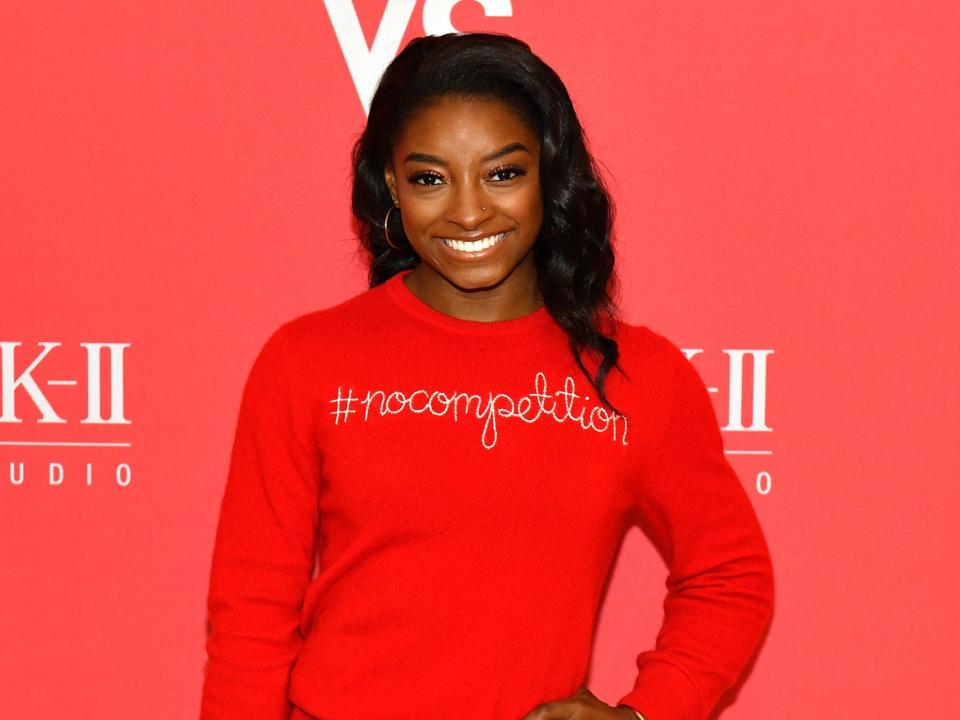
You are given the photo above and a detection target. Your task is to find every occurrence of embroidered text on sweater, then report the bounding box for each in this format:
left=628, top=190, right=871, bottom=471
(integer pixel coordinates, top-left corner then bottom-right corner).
left=327, top=370, right=629, bottom=450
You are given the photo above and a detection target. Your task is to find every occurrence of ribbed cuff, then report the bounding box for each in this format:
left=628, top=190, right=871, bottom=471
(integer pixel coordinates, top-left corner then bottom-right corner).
left=616, top=660, right=704, bottom=720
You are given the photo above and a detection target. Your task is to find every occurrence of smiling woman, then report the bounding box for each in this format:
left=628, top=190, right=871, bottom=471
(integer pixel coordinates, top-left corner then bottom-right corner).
left=383, top=96, right=545, bottom=320
left=200, top=31, right=774, bottom=720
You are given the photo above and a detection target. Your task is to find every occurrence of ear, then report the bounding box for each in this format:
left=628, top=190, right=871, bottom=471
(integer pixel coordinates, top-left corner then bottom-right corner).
left=384, top=165, right=399, bottom=205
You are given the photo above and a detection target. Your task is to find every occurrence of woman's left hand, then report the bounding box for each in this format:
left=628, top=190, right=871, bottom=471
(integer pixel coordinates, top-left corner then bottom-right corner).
left=517, top=685, right=639, bottom=720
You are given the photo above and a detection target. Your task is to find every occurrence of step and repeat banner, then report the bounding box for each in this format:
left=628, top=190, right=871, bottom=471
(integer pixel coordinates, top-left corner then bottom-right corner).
left=2, top=1, right=957, bottom=718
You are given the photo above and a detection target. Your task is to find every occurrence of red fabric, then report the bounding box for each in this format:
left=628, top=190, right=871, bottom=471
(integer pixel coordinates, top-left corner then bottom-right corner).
left=199, top=268, right=774, bottom=720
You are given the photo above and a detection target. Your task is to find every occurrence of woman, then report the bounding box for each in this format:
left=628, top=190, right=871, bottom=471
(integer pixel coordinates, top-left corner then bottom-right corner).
left=200, top=32, right=774, bottom=720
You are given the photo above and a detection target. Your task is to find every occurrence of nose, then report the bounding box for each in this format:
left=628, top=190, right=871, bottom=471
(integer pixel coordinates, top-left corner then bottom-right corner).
left=445, top=181, right=492, bottom=230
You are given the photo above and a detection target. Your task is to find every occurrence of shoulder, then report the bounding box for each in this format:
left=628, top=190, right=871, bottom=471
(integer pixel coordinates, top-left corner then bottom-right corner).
left=264, top=278, right=397, bottom=348
left=609, top=321, right=718, bottom=450
left=606, top=318, right=712, bottom=412
left=617, top=323, right=717, bottom=423
left=611, top=319, right=689, bottom=373
left=279, top=281, right=390, bottom=345
left=247, top=280, right=392, bottom=373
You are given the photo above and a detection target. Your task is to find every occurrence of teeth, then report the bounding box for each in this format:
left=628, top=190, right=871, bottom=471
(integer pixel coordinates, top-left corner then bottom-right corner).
left=441, top=231, right=507, bottom=253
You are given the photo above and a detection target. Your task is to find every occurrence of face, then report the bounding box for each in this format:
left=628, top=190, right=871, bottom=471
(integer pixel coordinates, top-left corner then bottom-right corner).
left=384, top=95, right=544, bottom=311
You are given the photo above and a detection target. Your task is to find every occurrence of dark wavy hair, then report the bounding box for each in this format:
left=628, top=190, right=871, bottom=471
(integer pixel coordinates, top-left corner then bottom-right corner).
left=351, top=32, right=629, bottom=418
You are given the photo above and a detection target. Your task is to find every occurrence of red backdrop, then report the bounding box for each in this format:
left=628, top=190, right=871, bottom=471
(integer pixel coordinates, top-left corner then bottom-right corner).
left=2, top=1, right=958, bottom=717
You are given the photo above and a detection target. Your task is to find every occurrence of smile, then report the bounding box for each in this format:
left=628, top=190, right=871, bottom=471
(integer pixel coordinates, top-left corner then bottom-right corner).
left=437, top=230, right=509, bottom=253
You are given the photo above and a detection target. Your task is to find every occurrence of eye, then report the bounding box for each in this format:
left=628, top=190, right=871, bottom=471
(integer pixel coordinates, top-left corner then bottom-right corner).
left=489, top=164, right=526, bottom=182
left=409, top=172, right=444, bottom=187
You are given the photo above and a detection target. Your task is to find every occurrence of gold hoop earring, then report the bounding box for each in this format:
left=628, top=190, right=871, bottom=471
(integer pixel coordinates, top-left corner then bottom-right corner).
left=383, top=205, right=406, bottom=250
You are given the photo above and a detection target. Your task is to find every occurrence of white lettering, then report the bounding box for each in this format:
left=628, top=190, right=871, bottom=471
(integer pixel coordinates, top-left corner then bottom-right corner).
left=324, top=0, right=515, bottom=115
left=422, top=0, right=514, bottom=35
left=323, top=0, right=417, bottom=115
left=723, top=349, right=774, bottom=432
left=0, top=341, right=65, bottom=423
left=6, top=461, right=133, bottom=487
left=328, top=370, right=628, bottom=450
left=80, top=342, right=131, bottom=425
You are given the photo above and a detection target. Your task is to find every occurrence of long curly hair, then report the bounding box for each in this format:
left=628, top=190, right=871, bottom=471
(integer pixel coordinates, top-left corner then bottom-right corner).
left=350, top=32, right=629, bottom=418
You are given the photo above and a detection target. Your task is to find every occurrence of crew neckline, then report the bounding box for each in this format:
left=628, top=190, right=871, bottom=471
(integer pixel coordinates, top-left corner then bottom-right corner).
left=383, top=268, right=553, bottom=336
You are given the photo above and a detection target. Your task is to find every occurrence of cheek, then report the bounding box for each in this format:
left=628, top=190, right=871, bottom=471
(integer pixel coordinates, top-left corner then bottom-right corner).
left=507, top=185, right=543, bottom=226
left=398, top=200, right=435, bottom=234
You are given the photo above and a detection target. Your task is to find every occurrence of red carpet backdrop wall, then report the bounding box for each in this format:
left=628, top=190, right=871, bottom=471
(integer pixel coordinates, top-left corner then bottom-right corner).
left=2, top=1, right=957, bottom=718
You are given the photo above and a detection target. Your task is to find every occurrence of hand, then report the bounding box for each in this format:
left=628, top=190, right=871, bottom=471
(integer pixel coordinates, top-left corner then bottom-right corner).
left=518, top=684, right=642, bottom=720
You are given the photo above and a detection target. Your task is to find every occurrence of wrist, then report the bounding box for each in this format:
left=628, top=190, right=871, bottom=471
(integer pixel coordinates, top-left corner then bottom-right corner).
left=617, top=704, right=648, bottom=720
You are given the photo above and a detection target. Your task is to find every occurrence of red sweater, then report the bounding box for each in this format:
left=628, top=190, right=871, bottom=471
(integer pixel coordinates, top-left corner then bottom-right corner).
left=199, top=268, right=775, bottom=720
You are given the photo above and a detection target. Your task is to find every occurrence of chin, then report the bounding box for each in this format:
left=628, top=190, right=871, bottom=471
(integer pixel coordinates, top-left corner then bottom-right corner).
left=439, top=265, right=508, bottom=291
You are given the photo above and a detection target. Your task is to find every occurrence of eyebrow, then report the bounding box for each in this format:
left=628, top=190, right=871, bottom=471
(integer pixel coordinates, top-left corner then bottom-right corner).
left=403, top=142, right=530, bottom=166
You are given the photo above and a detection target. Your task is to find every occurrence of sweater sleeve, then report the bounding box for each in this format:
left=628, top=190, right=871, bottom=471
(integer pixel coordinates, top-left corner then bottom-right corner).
left=617, top=337, right=775, bottom=720
left=199, top=324, right=321, bottom=720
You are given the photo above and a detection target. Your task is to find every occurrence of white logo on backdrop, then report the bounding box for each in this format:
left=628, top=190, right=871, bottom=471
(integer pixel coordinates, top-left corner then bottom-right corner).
left=680, top=347, right=775, bottom=496
left=1, top=341, right=132, bottom=487
left=0, top=342, right=130, bottom=426
left=675, top=348, right=774, bottom=435
left=323, top=0, right=515, bottom=114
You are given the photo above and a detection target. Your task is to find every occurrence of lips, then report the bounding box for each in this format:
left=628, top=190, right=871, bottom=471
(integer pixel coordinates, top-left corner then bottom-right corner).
left=437, top=230, right=509, bottom=253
